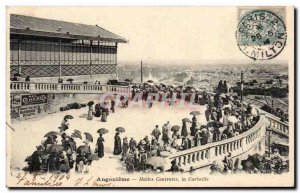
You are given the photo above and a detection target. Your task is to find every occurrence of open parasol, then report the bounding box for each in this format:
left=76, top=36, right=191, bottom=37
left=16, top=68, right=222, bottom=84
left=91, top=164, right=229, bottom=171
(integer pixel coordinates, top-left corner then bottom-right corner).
left=182, top=118, right=191, bottom=122
left=44, top=131, right=59, bottom=137
left=45, top=144, right=64, bottom=154
left=171, top=125, right=180, bottom=132
left=115, top=127, right=125, bottom=133
left=147, top=156, right=167, bottom=168
left=87, top=101, right=95, bottom=106
left=97, top=128, right=109, bottom=134
left=64, top=115, right=73, bottom=119
left=84, top=132, right=93, bottom=142
left=74, top=129, right=81, bottom=134
left=190, top=111, right=201, bottom=116
left=71, top=133, right=82, bottom=139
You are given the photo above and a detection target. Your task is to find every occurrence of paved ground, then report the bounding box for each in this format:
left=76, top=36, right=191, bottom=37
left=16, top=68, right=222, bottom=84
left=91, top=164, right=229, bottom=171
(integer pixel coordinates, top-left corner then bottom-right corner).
left=9, top=99, right=207, bottom=174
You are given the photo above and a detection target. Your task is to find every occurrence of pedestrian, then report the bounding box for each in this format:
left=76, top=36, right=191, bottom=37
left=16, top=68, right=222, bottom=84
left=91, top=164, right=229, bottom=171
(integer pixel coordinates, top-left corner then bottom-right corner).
left=190, top=115, right=197, bottom=136
left=111, top=98, right=116, bottom=113
left=139, top=148, right=148, bottom=172
left=59, top=117, right=69, bottom=133
left=113, top=132, right=122, bottom=155
left=194, top=130, right=201, bottom=147
left=162, top=122, right=170, bottom=145
left=101, top=110, right=107, bottom=122
left=151, top=125, right=161, bottom=141
left=47, top=152, right=59, bottom=173
left=122, top=137, right=129, bottom=160
left=205, top=109, right=210, bottom=122
left=129, top=137, right=137, bottom=153
left=125, top=154, right=135, bottom=173
left=181, top=120, right=188, bottom=137
left=95, top=134, right=105, bottom=158
left=180, top=137, right=189, bottom=150
left=28, top=146, right=43, bottom=173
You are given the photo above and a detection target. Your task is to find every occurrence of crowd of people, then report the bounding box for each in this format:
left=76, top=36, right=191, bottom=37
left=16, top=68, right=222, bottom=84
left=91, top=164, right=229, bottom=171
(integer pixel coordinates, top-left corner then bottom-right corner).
left=210, top=149, right=289, bottom=175
left=24, top=82, right=287, bottom=175
left=25, top=115, right=105, bottom=174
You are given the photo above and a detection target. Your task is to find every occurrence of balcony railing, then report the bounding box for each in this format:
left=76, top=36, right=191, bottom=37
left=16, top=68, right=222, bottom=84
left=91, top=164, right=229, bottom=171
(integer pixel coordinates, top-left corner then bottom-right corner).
left=166, top=114, right=266, bottom=171
left=10, top=81, right=130, bottom=95
left=265, top=113, right=289, bottom=137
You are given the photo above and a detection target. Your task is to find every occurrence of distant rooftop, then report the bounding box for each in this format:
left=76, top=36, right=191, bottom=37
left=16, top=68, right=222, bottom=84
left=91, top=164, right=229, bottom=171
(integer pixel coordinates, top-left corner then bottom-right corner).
left=10, top=14, right=127, bottom=43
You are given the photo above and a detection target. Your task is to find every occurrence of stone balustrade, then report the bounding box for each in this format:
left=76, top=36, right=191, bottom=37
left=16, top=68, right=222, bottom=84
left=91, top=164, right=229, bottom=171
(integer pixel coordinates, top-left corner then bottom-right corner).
left=10, top=81, right=131, bottom=95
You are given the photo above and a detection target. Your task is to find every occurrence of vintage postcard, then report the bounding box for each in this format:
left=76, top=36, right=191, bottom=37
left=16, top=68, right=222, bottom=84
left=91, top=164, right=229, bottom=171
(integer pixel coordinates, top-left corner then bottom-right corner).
left=6, top=6, right=295, bottom=188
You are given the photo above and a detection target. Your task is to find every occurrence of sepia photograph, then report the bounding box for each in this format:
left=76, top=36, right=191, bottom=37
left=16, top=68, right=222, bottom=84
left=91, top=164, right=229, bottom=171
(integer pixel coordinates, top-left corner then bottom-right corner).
left=5, top=6, right=295, bottom=188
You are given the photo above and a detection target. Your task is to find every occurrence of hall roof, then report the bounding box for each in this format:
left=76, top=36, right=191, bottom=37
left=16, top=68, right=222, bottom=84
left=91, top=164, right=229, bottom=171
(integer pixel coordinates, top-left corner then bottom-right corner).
left=10, top=14, right=127, bottom=43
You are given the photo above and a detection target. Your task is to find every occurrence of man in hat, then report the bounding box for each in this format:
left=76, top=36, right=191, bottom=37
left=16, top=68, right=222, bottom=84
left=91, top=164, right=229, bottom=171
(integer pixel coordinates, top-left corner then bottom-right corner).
left=151, top=125, right=161, bottom=141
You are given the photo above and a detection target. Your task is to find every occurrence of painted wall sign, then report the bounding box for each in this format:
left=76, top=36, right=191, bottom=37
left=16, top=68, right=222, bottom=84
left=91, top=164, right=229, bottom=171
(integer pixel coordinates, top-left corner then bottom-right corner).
left=21, top=94, right=48, bottom=106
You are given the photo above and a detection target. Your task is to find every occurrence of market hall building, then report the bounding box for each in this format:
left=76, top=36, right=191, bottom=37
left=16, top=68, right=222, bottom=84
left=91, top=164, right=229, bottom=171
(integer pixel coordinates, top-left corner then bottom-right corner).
left=9, top=14, right=127, bottom=119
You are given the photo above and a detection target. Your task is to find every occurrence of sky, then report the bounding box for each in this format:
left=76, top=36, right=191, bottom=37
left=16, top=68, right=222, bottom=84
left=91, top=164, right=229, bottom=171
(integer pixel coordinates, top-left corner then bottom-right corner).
left=7, top=7, right=291, bottom=65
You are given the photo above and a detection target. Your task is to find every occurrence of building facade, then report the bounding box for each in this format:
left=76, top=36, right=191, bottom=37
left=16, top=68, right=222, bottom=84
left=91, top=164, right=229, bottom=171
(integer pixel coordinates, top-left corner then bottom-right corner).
left=10, top=14, right=127, bottom=83
left=9, top=14, right=127, bottom=120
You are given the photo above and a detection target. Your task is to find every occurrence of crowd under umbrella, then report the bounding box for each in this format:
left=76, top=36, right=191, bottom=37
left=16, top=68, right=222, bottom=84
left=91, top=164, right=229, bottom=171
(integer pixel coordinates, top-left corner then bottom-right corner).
left=44, top=131, right=59, bottom=137
left=190, top=111, right=201, bottom=116
left=115, top=127, right=126, bottom=133
left=97, top=128, right=109, bottom=135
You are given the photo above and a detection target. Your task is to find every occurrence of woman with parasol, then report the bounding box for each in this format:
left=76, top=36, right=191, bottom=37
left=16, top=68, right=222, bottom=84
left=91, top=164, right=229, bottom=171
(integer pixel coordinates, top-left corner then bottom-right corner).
left=190, top=111, right=200, bottom=136
left=87, top=101, right=94, bottom=120
left=101, top=102, right=109, bottom=122
left=171, top=125, right=180, bottom=139
left=95, top=128, right=108, bottom=158
left=181, top=118, right=190, bottom=137
left=59, top=115, right=73, bottom=133
left=113, top=128, right=124, bottom=155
